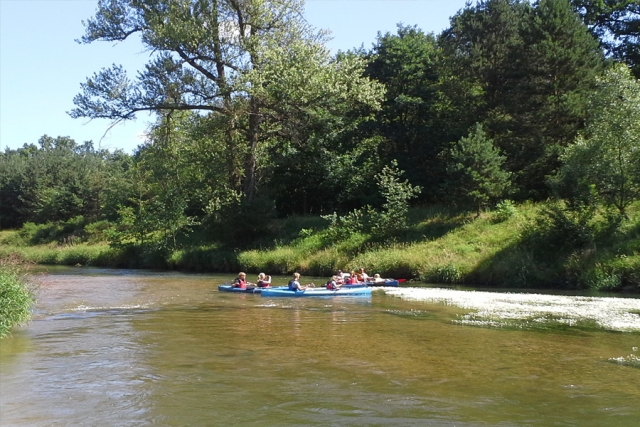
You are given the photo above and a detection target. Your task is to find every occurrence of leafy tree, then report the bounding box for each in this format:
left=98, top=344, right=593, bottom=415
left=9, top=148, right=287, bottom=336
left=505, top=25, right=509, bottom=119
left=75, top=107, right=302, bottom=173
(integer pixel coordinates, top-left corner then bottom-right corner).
left=0, top=136, right=134, bottom=229
left=555, top=64, right=640, bottom=217
left=322, top=160, right=420, bottom=239
left=70, top=0, right=382, bottom=208
left=254, top=48, right=384, bottom=216
left=371, top=160, right=422, bottom=237
left=442, top=123, right=511, bottom=217
left=364, top=25, right=444, bottom=197
left=571, top=0, right=640, bottom=77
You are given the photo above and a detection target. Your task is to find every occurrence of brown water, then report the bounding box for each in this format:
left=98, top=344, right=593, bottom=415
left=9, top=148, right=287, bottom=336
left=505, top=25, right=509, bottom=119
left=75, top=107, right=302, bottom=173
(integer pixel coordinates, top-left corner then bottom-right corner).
left=1, top=267, right=639, bottom=426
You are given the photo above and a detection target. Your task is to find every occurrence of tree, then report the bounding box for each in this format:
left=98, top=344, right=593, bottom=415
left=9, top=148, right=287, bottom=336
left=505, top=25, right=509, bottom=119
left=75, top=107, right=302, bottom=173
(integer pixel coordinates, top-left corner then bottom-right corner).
left=555, top=64, right=640, bottom=217
left=442, top=123, right=511, bottom=217
left=364, top=25, right=444, bottom=197
left=70, top=0, right=382, bottom=207
left=571, top=0, right=640, bottom=77
left=372, top=160, right=422, bottom=236
left=440, top=0, right=529, bottom=112
left=0, top=136, right=133, bottom=229
left=511, top=0, right=604, bottom=197
left=438, top=0, right=604, bottom=199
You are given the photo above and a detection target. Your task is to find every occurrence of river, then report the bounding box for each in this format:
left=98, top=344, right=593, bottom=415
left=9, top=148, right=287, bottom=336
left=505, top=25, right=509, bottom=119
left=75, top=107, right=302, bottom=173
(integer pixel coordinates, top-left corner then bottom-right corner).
left=1, top=267, right=639, bottom=426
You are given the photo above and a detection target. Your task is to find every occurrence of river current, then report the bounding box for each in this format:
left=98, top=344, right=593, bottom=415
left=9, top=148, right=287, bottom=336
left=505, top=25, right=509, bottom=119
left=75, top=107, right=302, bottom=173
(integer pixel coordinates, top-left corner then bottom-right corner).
left=1, top=267, right=639, bottom=426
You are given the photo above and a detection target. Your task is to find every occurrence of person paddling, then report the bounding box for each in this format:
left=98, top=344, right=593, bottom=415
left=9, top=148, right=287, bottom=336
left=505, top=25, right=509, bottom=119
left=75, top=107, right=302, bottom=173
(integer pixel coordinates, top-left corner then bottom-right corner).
left=232, top=272, right=252, bottom=289
left=326, top=276, right=341, bottom=290
left=356, top=267, right=370, bottom=283
left=346, top=271, right=359, bottom=284
left=288, top=272, right=309, bottom=292
left=257, top=273, right=271, bottom=288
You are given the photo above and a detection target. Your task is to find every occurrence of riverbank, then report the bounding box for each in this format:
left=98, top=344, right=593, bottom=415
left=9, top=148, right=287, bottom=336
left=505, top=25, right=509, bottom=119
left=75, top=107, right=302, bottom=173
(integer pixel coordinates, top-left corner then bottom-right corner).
left=1, top=201, right=639, bottom=291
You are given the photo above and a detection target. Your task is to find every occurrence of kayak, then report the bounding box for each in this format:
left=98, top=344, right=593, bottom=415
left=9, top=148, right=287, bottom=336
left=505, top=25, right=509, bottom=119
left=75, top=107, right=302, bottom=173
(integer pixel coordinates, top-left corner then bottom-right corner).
left=261, top=287, right=372, bottom=298
left=217, top=285, right=286, bottom=294
left=363, top=279, right=400, bottom=287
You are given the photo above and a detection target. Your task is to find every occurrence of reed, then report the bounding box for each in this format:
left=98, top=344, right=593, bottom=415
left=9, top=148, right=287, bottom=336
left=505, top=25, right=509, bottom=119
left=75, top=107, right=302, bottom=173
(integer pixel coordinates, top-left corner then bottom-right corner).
left=0, top=265, right=34, bottom=338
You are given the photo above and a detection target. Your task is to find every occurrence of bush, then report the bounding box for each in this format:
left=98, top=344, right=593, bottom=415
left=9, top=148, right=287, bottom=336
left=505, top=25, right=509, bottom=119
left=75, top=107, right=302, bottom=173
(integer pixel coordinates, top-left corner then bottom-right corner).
left=494, top=200, right=517, bottom=222
left=0, top=266, right=33, bottom=338
left=18, top=216, right=86, bottom=245
left=84, top=220, right=115, bottom=243
left=421, top=264, right=463, bottom=284
left=584, top=266, right=622, bottom=291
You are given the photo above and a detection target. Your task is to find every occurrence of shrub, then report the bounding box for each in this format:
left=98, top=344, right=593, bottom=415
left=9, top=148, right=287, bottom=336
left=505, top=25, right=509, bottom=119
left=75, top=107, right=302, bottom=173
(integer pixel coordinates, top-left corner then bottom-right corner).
left=84, top=220, right=115, bottom=243
left=421, top=264, right=463, bottom=284
left=584, top=266, right=622, bottom=291
left=494, top=200, right=517, bottom=222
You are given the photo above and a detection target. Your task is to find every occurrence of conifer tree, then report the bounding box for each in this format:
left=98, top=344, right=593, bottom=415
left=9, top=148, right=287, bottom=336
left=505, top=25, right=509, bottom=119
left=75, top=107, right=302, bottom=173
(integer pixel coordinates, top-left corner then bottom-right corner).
left=443, top=123, right=511, bottom=218
left=508, top=0, right=604, bottom=197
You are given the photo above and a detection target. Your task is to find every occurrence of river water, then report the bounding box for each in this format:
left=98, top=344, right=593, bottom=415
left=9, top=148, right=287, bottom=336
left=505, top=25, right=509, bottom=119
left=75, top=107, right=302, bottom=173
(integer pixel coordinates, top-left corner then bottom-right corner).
left=1, top=267, right=639, bottom=426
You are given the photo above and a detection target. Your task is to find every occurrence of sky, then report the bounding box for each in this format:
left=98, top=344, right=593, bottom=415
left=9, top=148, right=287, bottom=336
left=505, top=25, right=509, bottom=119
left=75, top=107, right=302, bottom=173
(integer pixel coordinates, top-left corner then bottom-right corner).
left=0, top=0, right=469, bottom=154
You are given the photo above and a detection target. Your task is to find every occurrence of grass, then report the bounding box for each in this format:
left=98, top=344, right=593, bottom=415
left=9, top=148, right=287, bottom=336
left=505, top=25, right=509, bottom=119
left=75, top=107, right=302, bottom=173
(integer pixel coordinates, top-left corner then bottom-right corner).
left=1, top=201, right=639, bottom=291
left=0, top=241, right=126, bottom=267
left=0, top=263, right=34, bottom=338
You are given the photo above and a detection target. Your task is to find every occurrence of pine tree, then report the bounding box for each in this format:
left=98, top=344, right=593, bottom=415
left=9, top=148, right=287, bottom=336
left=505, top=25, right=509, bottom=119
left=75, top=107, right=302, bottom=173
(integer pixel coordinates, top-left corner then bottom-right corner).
left=443, top=123, right=511, bottom=218
left=508, top=0, right=604, bottom=198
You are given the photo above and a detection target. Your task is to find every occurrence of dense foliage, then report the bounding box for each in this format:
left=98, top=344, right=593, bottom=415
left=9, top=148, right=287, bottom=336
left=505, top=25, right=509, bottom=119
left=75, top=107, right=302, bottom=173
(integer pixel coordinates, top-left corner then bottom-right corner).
left=0, top=136, right=132, bottom=229
left=554, top=64, right=640, bottom=217
left=1, top=0, right=639, bottom=291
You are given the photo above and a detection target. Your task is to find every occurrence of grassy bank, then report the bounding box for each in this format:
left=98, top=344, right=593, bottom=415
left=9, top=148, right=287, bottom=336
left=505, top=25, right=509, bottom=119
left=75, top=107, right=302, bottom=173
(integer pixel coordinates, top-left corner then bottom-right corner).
left=0, top=264, right=34, bottom=338
left=1, top=201, right=639, bottom=291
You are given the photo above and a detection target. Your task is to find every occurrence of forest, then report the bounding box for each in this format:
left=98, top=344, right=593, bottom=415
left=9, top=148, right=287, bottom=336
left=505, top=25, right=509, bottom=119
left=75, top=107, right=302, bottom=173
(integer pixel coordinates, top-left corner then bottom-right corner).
left=1, top=0, right=640, bottom=290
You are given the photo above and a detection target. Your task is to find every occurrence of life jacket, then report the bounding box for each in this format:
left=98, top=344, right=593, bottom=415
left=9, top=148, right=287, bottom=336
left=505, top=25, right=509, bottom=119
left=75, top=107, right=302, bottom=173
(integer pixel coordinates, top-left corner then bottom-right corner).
left=288, top=279, right=300, bottom=290
left=326, top=280, right=338, bottom=290
left=233, top=278, right=247, bottom=289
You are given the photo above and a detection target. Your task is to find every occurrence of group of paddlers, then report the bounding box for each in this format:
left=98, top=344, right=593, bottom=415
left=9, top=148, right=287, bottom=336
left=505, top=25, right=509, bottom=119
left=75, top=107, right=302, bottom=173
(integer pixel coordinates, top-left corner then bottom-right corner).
left=231, top=268, right=387, bottom=291
left=231, top=272, right=272, bottom=289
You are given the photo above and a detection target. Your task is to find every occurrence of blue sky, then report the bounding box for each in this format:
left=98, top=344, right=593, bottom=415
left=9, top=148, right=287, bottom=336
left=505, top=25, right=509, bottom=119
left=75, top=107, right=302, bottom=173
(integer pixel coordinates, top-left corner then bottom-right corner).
left=0, top=0, right=469, bottom=154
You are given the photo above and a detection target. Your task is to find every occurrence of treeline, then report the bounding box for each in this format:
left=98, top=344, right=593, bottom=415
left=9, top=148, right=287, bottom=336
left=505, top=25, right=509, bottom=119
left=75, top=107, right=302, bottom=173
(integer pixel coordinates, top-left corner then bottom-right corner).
left=1, top=0, right=639, bottom=253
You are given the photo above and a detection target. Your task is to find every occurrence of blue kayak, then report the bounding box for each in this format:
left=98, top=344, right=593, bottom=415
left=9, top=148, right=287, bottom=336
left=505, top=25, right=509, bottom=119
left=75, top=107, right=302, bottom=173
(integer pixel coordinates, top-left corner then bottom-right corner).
left=217, top=285, right=286, bottom=294
left=363, top=279, right=400, bottom=287
left=261, top=287, right=372, bottom=298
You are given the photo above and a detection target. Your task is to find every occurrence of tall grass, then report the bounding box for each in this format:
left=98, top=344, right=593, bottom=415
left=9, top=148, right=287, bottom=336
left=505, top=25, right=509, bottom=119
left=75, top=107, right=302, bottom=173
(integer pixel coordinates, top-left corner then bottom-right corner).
left=0, top=265, right=34, bottom=338
left=0, top=241, right=127, bottom=267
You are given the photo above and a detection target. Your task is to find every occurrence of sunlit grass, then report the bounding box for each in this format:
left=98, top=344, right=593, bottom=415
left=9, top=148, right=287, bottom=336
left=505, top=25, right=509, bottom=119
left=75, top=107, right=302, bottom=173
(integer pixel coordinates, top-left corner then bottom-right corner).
left=1, top=201, right=639, bottom=289
left=0, top=242, right=122, bottom=267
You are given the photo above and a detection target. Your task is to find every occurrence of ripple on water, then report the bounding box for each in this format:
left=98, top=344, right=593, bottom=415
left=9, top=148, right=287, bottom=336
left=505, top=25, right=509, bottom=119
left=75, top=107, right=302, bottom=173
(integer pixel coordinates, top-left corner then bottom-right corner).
left=381, top=287, right=640, bottom=332
left=608, top=354, right=640, bottom=369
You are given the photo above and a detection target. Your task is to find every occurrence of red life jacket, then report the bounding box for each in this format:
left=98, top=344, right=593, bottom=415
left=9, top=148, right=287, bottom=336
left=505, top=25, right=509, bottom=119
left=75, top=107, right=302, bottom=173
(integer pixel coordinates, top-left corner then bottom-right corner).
left=233, top=278, right=247, bottom=289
